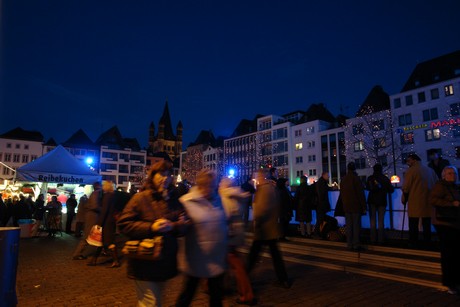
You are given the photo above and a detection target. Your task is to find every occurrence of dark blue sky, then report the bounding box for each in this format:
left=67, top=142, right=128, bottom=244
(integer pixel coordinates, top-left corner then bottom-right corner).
left=2, top=0, right=460, bottom=147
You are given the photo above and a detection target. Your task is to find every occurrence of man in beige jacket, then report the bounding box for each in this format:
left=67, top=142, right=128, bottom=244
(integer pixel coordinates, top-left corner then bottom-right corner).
left=402, top=153, right=438, bottom=248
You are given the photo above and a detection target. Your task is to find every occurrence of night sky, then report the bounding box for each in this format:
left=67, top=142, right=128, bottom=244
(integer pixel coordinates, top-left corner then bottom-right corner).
left=2, top=0, right=460, bottom=147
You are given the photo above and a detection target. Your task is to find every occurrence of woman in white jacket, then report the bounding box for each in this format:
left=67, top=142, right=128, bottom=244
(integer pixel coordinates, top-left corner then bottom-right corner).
left=176, top=170, right=228, bottom=307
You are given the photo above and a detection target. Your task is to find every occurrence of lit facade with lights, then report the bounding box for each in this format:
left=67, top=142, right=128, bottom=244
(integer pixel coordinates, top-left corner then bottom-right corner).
left=390, top=77, right=460, bottom=178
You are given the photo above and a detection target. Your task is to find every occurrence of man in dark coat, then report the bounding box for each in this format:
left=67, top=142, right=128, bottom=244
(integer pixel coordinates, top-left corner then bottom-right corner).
left=315, top=172, right=331, bottom=236
left=294, top=175, right=315, bottom=237
left=340, top=162, right=366, bottom=251
left=65, top=194, right=78, bottom=233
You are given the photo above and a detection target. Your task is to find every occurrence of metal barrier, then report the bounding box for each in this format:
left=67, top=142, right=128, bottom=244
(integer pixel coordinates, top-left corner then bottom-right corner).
left=0, top=227, right=20, bottom=307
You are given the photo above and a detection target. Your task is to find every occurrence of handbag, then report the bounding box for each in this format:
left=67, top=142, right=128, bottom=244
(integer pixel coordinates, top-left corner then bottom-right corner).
left=86, top=225, right=103, bottom=246
left=122, top=236, right=164, bottom=261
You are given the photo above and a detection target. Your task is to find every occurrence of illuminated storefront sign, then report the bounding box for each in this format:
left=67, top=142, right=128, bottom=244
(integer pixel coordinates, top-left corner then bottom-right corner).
left=403, top=118, right=460, bottom=131
left=430, top=118, right=460, bottom=129
left=403, top=124, right=428, bottom=131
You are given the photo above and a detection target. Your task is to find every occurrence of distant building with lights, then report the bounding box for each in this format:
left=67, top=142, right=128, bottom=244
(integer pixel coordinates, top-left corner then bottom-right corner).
left=0, top=127, right=44, bottom=182
left=390, top=50, right=460, bottom=179
left=95, top=126, right=146, bottom=191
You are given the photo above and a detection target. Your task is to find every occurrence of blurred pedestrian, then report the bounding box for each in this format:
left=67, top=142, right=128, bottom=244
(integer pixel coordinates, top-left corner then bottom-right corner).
left=246, top=169, right=291, bottom=289
left=176, top=169, right=228, bottom=307
left=340, top=162, right=366, bottom=251
left=294, top=175, right=315, bottom=238
left=74, top=194, right=88, bottom=238
left=118, top=160, right=187, bottom=307
left=402, top=153, right=438, bottom=248
left=366, top=164, right=394, bottom=244
left=219, top=177, right=257, bottom=306
left=87, top=181, right=121, bottom=268
left=240, top=176, right=255, bottom=228
left=429, top=165, right=460, bottom=295
left=72, top=182, right=102, bottom=260
left=31, top=194, right=45, bottom=237
left=45, top=195, right=62, bottom=236
left=65, top=193, right=77, bottom=233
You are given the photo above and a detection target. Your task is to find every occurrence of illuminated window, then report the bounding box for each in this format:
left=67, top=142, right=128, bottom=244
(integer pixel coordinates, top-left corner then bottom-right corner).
left=444, top=84, right=454, bottom=96
left=306, top=127, right=315, bottom=134
left=400, top=132, right=414, bottom=145
left=295, top=143, right=303, bottom=150
left=354, top=141, right=364, bottom=151
left=425, top=129, right=441, bottom=141
left=422, top=108, right=438, bottom=121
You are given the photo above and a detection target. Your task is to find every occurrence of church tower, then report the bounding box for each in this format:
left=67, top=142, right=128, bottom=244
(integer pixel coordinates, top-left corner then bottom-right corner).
left=149, top=100, right=183, bottom=160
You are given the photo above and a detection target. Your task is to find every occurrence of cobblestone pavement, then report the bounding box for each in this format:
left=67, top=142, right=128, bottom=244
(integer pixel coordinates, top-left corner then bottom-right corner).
left=15, top=234, right=460, bottom=306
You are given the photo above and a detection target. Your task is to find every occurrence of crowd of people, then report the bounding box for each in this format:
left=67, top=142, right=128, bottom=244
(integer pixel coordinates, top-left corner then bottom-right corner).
left=2, top=150, right=459, bottom=302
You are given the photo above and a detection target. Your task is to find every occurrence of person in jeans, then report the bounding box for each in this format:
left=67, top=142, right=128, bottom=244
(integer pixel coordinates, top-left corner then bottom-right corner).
left=366, top=164, right=394, bottom=244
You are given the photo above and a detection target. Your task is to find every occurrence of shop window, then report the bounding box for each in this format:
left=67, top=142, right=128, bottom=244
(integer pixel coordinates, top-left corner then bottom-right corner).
left=425, top=129, right=441, bottom=141
left=417, top=91, right=426, bottom=103
left=400, top=132, right=414, bottom=145
left=393, top=98, right=401, bottom=109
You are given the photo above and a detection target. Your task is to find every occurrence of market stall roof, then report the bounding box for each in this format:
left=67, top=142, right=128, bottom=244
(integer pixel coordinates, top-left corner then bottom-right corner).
left=16, top=145, right=101, bottom=184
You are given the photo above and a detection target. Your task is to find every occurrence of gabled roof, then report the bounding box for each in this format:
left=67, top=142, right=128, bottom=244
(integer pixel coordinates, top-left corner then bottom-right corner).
left=356, top=85, right=390, bottom=116
left=402, top=50, right=460, bottom=92
left=62, top=129, right=98, bottom=149
left=230, top=114, right=264, bottom=137
left=304, top=103, right=336, bottom=122
left=0, top=127, right=44, bottom=142
left=95, top=126, right=141, bottom=151
left=189, top=130, right=216, bottom=147
left=44, top=138, right=58, bottom=146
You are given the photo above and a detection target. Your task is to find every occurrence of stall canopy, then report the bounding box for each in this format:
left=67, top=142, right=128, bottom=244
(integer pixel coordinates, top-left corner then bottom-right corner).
left=16, top=145, right=101, bottom=184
